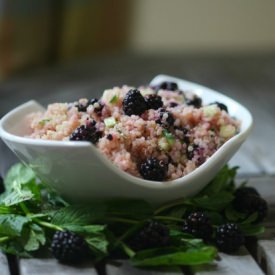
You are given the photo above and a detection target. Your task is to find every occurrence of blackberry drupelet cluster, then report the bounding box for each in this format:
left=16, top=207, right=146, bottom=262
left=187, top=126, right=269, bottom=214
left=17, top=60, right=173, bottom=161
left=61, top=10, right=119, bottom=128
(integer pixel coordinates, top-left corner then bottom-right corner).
left=76, top=98, right=104, bottom=114
left=234, top=186, right=259, bottom=198
left=51, top=231, right=89, bottom=263
left=129, top=221, right=170, bottom=251
left=233, top=187, right=268, bottom=223
left=186, top=144, right=199, bottom=160
left=89, top=98, right=104, bottom=115
left=145, top=94, right=163, bottom=110
left=70, top=120, right=102, bottom=144
left=210, top=101, right=228, bottom=113
left=76, top=101, right=89, bottom=112
left=139, top=157, right=168, bottom=181
left=182, top=212, right=213, bottom=241
left=215, top=223, right=244, bottom=253
left=123, top=89, right=148, bottom=116
left=157, top=109, right=175, bottom=128
left=174, top=126, right=190, bottom=144
left=155, top=81, right=178, bottom=91
left=186, top=95, right=202, bottom=108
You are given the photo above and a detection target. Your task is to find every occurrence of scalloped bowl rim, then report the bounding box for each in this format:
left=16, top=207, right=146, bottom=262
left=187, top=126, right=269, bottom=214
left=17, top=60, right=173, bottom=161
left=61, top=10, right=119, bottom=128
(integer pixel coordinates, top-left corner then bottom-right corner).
left=0, top=74, right=253, bottom=190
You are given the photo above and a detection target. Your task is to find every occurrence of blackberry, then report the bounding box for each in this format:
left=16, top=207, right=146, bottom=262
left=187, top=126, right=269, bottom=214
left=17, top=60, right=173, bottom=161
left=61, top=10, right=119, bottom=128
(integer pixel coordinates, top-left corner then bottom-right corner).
left=76, top=100, right=89, bottom=112
left=234, top=186, right=260, bottom=198
left=156, top=109, right=175, bottom=128
left=89, top=98, right=104, bottom=115
left=123, top=89, right=148, bottom=116
left=169, top=102, right=178, bottom=107
left=139, top=157, right=168, bottom=181
left=215, top=223, right=244, bottom=253
left=233, top=194, right=268, bottom=223
left=106, top=134, right=113, bottom=141
left=174, top=127, right=190, bottom=144
left=186, top=95, right=202, bottom=108
left=145, top=94, right=163, bottom=110
left=182, top=212, right=213, bottom=241
left=156, top=81, right=178, bottom=91
left=51, top=231, right=89, bottom=263
left=129, top=221, right=170, bottom=251
left=186, top=144, right=198, bottom=160
left=70, top=120, right=102, bottom=144
left=210, top=101, right=228, bottom=113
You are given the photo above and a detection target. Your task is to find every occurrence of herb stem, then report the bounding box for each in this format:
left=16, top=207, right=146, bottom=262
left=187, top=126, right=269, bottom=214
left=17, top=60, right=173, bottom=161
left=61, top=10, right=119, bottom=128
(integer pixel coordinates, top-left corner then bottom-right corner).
left=19, top=202, right=30, bottom=215
left=154, top=216, right=185, bottom=223
left=0, top=236, right=10, bottom=243
left=35, top=220, right=63, bottom=231
left=154, top=199, right=187, bottom=215
left=0, top=206, right=11, bottom=214
left=120, top=242, right=136, bottom=258
left=107, top=217, right=138, bottom=225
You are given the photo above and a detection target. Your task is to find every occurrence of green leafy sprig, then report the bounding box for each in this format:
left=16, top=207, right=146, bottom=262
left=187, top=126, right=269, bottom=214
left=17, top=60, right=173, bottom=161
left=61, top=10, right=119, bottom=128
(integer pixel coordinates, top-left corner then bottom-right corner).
left=0, top=164, right=265, bottom=266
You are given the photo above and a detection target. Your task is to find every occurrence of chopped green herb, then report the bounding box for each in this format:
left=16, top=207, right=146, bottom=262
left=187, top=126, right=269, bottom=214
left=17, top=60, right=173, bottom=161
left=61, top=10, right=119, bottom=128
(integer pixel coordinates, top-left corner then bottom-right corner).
left=109, top=95, right=118, bottom=104
left=162, top=129, right=175, bottom=145
left=38, top=119, right=51, bottom=126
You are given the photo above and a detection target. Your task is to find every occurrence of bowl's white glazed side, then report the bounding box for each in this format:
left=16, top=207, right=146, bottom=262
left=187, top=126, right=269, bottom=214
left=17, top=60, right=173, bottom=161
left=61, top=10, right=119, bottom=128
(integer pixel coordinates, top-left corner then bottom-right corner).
left=0, top=75, right=253, bottom=204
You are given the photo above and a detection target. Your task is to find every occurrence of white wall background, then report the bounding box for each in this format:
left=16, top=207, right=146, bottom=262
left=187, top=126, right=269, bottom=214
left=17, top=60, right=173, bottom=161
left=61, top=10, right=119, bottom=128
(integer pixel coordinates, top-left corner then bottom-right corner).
left=130, top=0, right=275, bottom=53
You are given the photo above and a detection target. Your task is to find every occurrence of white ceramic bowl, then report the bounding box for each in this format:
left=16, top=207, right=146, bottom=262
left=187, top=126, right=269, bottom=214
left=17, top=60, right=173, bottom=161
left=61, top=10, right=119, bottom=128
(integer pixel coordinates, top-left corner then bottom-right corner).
left=0, top=75, right=253, bottom=205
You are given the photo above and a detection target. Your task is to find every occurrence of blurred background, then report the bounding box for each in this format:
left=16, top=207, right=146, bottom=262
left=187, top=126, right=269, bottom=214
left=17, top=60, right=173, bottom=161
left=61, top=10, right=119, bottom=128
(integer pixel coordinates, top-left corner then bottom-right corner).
left=1, top=0, right=275, bottom=175
left=1, top=0, right=275, bottom=78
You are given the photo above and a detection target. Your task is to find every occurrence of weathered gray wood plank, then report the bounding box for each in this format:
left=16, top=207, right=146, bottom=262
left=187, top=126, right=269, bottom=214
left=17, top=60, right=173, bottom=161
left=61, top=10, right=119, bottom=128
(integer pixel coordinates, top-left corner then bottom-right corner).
left=106, top=261, right=183, bottom=275
left=0, top=252, right=10, bottom=275
left=19, top=259, right=97, bottom=275
left=193, top=247, right=264, bottom=275
left=229, top=143, right=263, bottom=176
left=258, top=240, right=275, bottom=275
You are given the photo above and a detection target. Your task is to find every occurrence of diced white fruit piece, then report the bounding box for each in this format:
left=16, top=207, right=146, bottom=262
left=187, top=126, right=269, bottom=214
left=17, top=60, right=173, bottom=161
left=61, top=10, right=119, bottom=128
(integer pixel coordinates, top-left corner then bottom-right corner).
left=220, top=124, right=236, bottom=138
left=203, top=105, right=219, bottom=117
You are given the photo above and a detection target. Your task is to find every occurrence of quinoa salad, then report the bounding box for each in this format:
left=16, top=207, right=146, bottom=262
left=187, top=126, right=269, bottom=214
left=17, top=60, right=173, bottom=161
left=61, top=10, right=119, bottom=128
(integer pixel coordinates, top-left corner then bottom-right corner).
left=28, top=81, right=240, bottom=181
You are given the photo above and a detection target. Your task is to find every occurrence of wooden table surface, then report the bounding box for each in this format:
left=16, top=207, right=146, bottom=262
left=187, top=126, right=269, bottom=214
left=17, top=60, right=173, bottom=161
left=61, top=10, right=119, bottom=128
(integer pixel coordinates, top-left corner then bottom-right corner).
left=0, top=54, right=275, bottom=274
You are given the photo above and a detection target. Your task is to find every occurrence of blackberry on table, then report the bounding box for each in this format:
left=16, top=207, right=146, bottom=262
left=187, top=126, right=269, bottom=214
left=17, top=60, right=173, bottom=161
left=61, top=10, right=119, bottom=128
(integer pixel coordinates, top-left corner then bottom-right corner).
left=70, top=120, right=102, bottom=144
left=234, top=186, right=260, bottom=198
left=51, top=231, right=89, bottom=263
left=156, top=109, right=175, bottom=128
left=123, top=89, right=148, bottom=116
left=215, top=223, right=244, bottom=253
left=210, top=101, right=228, bottom=113
left=182, top=212, right=213, bottom=241
left=139, top=157, right=168, bottom=181
left=145, top=94, right=163, bottom=110
left=233, top=194, right=268, bottom=223
left=186, top=95, right=202, bottom=108
left=129, top=221, right=170, bottom=251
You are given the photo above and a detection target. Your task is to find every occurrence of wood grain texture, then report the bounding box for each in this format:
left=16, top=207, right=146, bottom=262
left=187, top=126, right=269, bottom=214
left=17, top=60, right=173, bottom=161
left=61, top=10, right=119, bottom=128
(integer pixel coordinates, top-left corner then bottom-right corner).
left=19, top=259, right=97, bottom=275
left=0, top=252, right=10, bottom=275
left=193, top=248, right=264, bottom=275
left=106, top=261, right=183, bottom=275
